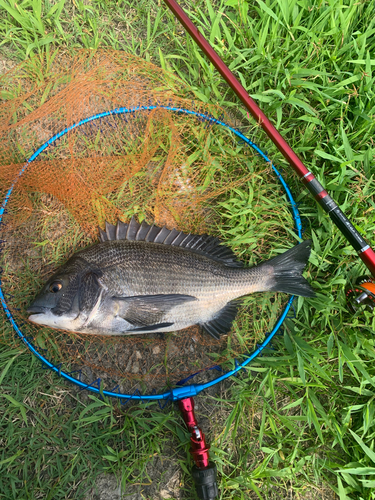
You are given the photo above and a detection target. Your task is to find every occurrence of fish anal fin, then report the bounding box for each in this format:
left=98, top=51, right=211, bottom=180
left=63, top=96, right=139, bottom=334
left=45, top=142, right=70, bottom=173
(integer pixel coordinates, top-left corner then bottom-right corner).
left=113, top=293, right=197, bottom=327
left=201, top=300, right=242, bottom=340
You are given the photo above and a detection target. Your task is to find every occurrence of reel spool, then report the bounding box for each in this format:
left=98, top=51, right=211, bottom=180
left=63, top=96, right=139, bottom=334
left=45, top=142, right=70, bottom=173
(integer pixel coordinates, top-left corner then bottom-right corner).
left=346, top=276, right=375, bottom=314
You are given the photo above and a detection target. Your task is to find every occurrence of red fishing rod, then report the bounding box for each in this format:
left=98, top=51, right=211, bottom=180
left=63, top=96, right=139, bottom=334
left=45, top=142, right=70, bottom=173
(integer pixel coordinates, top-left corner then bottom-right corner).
left=162, top=0, right=375, bottom=277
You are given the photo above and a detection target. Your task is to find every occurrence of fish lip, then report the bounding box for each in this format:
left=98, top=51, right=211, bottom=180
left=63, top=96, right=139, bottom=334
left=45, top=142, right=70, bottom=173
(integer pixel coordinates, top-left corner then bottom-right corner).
left=27, top=305, right=48, bottom=315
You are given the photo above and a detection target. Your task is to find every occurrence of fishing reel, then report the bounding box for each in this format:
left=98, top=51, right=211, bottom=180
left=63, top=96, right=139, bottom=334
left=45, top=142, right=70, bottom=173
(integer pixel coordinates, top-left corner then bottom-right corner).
left=346, top=276, right=375, bottom=314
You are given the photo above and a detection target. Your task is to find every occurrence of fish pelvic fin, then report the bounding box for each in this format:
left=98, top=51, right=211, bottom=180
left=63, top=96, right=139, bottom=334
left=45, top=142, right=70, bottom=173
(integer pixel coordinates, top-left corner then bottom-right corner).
left=126, top=322, right=173, bottom=333
left=261, top=239, right=315, bottom=298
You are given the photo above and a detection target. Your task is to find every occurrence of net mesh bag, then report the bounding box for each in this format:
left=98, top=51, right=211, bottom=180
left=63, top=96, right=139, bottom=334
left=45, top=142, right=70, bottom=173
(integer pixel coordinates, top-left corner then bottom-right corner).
left=0, top=50, right=294, bottom=395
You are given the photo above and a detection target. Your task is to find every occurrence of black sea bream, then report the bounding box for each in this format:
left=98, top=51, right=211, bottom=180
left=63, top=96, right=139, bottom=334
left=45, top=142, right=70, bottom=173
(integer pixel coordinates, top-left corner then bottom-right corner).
left=27, top=217, right=314, bottom=339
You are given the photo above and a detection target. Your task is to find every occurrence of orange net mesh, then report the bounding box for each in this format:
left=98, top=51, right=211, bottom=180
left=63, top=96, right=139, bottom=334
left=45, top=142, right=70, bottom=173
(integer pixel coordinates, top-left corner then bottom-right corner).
left=0, top=50, right=293, bottom=394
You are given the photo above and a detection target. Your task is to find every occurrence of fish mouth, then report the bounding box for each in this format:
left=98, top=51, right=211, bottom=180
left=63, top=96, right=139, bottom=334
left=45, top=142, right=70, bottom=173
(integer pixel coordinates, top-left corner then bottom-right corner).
left=27, top=305, right=48, bottom=315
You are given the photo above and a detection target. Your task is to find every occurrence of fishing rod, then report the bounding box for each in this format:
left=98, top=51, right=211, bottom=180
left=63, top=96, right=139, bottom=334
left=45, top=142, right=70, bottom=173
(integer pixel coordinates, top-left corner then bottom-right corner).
left=162, top=0, right=375, bottom=278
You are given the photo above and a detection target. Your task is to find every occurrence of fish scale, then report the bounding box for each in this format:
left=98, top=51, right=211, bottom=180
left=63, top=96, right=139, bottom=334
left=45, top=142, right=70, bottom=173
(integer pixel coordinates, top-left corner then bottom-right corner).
left=84, top=242, right=244, bottom=297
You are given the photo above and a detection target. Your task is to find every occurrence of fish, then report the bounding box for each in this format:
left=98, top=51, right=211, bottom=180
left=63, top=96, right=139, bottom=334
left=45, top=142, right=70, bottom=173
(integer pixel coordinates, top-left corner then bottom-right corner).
left=27, top=217, right=314, bottom=339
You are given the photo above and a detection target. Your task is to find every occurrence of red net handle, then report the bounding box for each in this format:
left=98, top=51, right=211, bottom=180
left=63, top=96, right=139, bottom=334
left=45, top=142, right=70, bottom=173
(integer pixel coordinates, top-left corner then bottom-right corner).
left=178, top=397, right=210, bottom=469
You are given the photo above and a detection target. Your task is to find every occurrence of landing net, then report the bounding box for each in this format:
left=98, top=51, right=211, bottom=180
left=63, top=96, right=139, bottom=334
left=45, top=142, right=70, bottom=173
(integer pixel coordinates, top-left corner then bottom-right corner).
left=0, top=50, right=301, bottom=400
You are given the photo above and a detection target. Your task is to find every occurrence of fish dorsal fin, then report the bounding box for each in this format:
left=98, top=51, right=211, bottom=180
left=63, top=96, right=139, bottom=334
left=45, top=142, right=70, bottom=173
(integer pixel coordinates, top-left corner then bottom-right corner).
left=99, top=216, right=243, bottom=268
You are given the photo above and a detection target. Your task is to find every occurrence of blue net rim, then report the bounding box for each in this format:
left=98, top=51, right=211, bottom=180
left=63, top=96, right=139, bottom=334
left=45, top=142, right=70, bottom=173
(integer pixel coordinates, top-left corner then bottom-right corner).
left=0, top=105, right=303, bottom=401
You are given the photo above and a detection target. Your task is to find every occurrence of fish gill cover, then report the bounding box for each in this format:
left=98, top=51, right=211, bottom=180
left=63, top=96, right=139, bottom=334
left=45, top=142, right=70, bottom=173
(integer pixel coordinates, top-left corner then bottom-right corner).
left=0, top=50, right=295, bottom=395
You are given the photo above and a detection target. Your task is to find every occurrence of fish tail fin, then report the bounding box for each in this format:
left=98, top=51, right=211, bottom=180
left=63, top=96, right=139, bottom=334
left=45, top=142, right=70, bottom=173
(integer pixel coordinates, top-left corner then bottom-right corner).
left=260, top=240, right=315, bottom=298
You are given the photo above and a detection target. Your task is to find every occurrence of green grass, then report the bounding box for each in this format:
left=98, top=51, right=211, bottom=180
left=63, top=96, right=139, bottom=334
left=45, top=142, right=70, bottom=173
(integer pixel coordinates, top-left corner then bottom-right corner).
left=1, top=0, right=375, bottom=499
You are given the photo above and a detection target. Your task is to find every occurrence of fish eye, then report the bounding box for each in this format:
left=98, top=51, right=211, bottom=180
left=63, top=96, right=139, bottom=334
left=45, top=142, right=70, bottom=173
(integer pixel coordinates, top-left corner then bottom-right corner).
left=49, top=281, right=63, bottom=293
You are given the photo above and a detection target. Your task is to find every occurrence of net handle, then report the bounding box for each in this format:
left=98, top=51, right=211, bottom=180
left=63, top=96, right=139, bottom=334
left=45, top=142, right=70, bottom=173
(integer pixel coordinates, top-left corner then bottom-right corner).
left=0, top=105, right=301, bottom=401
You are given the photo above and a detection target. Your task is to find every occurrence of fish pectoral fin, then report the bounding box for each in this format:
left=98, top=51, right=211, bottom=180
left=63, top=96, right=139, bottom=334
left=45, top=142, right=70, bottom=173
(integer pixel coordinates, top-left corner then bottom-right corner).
left=201, top=299, right=242, bottom=340
left=112, top=293, right=198, bottom=327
